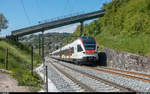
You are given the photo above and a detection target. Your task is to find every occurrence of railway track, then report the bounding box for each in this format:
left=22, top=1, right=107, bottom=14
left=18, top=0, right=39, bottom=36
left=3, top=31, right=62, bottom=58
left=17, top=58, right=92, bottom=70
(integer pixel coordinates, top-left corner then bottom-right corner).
left=50, top=62, right=95, bottom=92
left=48, top=58, right=136, bottom=92
left=95, top=66, right=150, bottom=78
left=82, top=66, right=150, bottom=83
left=52, top=57, right=150, bottom=83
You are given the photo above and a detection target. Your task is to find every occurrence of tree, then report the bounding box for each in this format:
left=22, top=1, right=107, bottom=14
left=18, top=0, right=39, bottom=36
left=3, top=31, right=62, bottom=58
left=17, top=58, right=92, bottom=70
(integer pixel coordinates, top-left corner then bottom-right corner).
left=0, top=13, right=8, bottom=32
left=56, top=45, right=59, bottom=50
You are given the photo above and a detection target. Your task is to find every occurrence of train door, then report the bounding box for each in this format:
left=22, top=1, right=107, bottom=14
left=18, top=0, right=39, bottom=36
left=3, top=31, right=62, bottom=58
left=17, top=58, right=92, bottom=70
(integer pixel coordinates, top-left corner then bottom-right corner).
left=76, top=44, right=84, bottom=59
left=72, top=44, right=77, bottom=59
left=69, top=47, right=71, bottom=59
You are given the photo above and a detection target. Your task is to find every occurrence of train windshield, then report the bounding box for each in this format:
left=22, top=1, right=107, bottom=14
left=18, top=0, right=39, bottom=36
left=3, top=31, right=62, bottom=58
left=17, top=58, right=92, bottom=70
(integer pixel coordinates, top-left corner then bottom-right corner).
left=81, top=36, right=96, bottom=50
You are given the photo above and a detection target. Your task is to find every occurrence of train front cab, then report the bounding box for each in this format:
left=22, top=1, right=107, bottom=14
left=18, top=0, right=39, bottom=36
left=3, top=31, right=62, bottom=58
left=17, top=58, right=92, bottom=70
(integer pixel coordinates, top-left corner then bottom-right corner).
left=75, top=36, right=99, bottom=64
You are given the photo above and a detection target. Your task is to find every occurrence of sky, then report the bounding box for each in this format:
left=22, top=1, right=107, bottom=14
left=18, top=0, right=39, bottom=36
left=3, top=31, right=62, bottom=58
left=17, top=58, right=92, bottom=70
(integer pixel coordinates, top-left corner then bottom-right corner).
left=0, top=0, right=111, bottom=35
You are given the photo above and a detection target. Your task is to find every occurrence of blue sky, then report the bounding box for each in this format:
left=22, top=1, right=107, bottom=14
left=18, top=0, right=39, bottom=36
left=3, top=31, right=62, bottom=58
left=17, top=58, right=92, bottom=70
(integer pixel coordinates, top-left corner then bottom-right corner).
left=0, top=0, right=111, bottom=35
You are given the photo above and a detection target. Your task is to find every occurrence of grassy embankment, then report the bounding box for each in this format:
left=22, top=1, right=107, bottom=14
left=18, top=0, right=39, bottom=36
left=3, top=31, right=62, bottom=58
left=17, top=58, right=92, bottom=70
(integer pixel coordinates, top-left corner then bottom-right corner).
left=67, top=0, right=150, bottom=57
left=0, top=39, right=43, bottom=91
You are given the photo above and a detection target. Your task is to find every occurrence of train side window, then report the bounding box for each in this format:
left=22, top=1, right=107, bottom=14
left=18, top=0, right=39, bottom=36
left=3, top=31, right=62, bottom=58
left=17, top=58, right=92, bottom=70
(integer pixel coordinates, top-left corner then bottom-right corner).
left=77, top=45, right=83, bottom=52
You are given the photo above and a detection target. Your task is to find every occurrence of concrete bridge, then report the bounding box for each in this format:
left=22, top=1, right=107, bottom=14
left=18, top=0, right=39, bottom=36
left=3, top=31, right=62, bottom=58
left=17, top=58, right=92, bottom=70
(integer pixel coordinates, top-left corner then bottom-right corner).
left=11, top=10, right=105, bottom=36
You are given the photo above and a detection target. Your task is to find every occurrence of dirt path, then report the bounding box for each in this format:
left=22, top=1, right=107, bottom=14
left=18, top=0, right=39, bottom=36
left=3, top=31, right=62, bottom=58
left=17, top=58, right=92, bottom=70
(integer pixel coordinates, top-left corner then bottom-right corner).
left=0, top=71, right=29, bottom=92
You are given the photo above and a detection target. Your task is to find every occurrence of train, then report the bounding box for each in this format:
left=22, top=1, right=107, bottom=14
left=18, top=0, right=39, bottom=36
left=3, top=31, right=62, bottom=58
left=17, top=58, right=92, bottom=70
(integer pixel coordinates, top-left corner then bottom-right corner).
left=50, top=36, right=99, bottom=65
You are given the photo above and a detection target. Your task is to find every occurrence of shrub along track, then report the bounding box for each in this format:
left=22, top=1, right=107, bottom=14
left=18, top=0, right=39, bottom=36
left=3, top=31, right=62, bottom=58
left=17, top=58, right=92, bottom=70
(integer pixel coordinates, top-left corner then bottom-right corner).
left=49, top=59, right=136, bottom=92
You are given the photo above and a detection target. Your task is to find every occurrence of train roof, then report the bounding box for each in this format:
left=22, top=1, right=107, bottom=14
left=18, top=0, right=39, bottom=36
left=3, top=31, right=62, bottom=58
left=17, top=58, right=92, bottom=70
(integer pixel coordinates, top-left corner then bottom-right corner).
left=80, top=36, right=95, bottom=41
left=80, top=36, right=94, bottom=39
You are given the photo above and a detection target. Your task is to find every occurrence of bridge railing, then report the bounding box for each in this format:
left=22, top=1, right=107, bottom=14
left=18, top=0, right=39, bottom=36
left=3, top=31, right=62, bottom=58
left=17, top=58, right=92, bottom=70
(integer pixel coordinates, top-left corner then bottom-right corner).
left=38, top=11, right=85, bottom=24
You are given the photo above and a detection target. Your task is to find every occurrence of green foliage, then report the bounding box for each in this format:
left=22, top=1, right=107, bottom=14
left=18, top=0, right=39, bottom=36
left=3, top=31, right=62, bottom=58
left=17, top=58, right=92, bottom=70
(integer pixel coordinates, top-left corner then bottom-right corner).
left=69, top=0, right=150, bottom=57
left=56, top=45, right=59, bottom=49
left=0, top=39, right=43, bottom=91
left=101, top=0, right=150, bottom=35
left=96, top=31, right=150, bottom=56
left=0, top=13, right=8, bottom=30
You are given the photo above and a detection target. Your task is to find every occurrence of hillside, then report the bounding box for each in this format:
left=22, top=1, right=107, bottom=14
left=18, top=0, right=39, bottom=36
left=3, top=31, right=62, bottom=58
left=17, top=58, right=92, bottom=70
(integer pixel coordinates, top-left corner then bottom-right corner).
left=0, top=39, right=43, bottom=91
left=19, top=32, right=71, bottom=54
left=68, top=0, right=150, bottom=57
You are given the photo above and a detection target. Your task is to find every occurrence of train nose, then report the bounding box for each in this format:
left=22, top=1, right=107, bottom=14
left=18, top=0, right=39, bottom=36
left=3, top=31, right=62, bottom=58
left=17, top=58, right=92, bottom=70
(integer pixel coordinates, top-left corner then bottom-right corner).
left=85, top=50, right=95, bottom=54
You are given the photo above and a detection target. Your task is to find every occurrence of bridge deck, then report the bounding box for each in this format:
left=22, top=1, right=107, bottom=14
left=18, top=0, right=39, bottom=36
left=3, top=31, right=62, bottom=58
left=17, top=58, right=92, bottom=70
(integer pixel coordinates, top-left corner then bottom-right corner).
left=12, top=10, right=105, bottom=36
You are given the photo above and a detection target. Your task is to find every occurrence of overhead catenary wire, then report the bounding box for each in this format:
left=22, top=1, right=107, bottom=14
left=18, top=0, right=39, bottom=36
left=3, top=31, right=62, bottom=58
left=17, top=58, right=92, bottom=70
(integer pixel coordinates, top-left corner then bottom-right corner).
left=66, top=0, right=70, bottom=14
left=35, top=0, right=44, bottom=21
left=20, top=0, right=31, bottom=24
left=69, top=0, right=73, bottom=14
left=62, top=0, right=68, bottom=15
left=66, top=0, right=73, bottom=14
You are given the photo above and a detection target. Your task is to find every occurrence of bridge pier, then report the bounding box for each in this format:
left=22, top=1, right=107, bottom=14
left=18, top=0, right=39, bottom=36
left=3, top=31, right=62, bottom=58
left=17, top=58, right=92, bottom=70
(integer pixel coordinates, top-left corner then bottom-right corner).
left=16, top=36, right=18, bottom=41
left=39, top=34, right=41, bottom=56
left=80, top=21, right=84, bottom=36
left=41, top=30, right=45, bottom=63
left=12, top=36, right=18, bottom=41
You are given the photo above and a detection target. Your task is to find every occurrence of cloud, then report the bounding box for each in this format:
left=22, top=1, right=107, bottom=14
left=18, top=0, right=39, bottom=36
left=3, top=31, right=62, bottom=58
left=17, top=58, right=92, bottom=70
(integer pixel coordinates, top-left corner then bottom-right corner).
left=44, top=23, right=79, bottom=34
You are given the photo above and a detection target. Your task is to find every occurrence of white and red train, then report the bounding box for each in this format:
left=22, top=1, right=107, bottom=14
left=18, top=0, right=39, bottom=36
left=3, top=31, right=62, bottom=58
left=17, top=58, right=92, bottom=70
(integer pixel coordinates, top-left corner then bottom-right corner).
left=50, top=36, right=99, bottom=64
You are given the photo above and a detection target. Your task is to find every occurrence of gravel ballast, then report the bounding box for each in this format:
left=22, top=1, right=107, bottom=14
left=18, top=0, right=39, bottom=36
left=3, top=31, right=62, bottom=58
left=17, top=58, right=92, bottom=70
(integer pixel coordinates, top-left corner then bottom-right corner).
left=52, top=62, right=120, bottom=92
left=44, top=60, right=75, bottom=92
left=49, top=58, right=150, bottom=92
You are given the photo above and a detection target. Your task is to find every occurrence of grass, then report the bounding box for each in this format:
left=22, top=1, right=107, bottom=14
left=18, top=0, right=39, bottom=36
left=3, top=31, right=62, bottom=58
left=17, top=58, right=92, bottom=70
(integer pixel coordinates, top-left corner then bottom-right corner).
left=96, top=31, right=150, bottom=57
left=0, top=39, right=43, bottom=91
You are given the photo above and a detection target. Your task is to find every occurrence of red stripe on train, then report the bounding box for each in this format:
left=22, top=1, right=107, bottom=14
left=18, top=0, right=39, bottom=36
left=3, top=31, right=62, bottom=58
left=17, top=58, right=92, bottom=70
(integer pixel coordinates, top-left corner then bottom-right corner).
left=85, top=50, right=95, bottom=54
